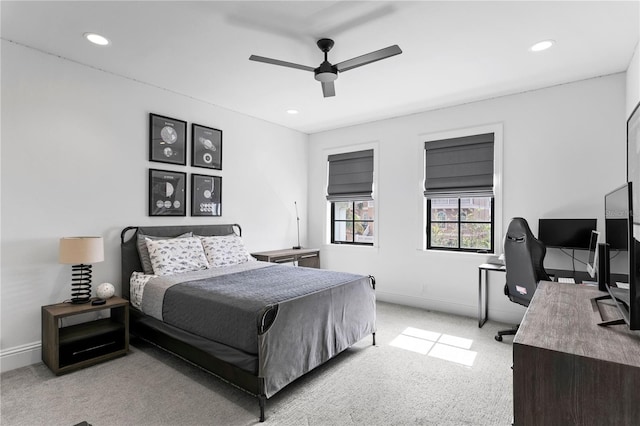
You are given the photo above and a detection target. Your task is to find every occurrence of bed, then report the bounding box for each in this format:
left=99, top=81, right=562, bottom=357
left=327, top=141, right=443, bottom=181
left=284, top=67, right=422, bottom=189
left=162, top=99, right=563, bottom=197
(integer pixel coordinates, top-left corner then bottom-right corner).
left=120, top=224, right=376, bottom=421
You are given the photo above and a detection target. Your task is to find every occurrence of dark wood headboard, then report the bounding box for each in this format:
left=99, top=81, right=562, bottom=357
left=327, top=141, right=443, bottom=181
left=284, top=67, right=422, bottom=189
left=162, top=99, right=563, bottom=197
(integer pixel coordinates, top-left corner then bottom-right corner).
left=120, top=224, right=241, bottom=300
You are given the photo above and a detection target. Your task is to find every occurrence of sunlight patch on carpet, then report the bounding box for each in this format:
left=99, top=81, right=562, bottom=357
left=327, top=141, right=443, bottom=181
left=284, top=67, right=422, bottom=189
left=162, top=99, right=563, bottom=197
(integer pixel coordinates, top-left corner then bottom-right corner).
left=389, top=327, right=477, bottom=367
left=389, top=334, right=435, bottom=354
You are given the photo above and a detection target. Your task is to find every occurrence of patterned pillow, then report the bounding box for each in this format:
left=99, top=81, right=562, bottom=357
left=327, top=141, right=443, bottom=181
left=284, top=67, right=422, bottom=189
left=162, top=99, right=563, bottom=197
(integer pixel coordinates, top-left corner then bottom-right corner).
left=145, top=236, right=210, bottom=276
left=199, top=235, right=252, bottom=267
left=137, top=232, right=193, bottom=274
left=129, top=271, right=156, bottom=309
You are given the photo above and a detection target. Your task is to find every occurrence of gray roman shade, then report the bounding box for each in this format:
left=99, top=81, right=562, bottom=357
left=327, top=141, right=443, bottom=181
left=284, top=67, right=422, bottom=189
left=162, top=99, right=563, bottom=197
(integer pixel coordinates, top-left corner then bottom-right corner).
left=327, top=149, right=374, bottom=201
left=424, top=133, right=494, bottom=198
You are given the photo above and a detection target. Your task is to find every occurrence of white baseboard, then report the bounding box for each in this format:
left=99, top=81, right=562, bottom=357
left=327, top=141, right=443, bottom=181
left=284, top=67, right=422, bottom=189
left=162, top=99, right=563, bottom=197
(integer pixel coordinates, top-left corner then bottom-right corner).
left=375, top=291, right=523, bottom=325
left=1, top=341, right=41, bottom=373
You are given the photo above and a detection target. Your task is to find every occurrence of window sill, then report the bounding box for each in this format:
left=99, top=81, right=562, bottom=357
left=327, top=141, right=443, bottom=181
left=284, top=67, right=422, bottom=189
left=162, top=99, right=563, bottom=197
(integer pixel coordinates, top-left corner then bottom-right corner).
left=324, top=243, right=379, bottom=253
left=419, top=248, right=496, bottom=258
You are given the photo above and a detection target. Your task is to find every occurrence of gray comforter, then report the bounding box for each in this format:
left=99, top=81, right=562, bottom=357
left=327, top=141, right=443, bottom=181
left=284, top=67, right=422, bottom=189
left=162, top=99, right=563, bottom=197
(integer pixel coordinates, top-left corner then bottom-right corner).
left=138, top=262, right=376, bottom=397
left=163, top=264, right=367, bottom=354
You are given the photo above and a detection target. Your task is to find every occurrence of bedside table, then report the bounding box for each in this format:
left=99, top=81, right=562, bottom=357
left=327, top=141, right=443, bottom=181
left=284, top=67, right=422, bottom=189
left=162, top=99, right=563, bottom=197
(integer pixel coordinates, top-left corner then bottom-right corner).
left=42, top=296, right=129, bottom=375
left=251, top=248, right=320, bottom=268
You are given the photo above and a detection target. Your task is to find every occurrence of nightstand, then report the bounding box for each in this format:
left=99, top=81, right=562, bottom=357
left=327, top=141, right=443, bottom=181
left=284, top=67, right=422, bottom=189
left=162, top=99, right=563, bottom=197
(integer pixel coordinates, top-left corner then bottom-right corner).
left=42, top=296, right=129, bottom=375
left=251, top=248, right=320, bottom=268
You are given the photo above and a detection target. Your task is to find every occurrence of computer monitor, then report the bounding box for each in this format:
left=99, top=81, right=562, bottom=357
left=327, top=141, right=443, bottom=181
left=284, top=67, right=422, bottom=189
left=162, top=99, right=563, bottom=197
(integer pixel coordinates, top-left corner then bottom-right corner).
left=600, top=182, right=640, bottom=330
left=538, top=218, right=597, bottom=249
left=586, top=230, right=600, bottom=279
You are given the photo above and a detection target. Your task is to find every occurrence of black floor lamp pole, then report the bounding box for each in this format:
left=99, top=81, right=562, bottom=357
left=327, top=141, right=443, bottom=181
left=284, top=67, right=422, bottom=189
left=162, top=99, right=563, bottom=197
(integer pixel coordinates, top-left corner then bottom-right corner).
left=293, top=201, right=301, bottom=249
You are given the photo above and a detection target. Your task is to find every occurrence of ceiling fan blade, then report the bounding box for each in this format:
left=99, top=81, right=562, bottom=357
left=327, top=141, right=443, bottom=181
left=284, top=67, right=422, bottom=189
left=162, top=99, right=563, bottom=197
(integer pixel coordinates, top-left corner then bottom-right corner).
left=322, top=81, right=336, bottom=97
left=335, top=45, right=402, bottom=72
left=249, top=55, right=315, bottom=72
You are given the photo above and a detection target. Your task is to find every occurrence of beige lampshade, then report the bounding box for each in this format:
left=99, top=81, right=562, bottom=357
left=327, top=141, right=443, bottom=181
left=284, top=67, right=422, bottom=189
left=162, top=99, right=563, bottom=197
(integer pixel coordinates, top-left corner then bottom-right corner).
left=59, top=236, right=104, bottom=264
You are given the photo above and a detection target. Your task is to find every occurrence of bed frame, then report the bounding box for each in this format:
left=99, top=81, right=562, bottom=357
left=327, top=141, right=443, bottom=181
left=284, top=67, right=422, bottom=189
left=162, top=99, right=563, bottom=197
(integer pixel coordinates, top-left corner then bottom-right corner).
left=120, top=224, right=375, bottom=422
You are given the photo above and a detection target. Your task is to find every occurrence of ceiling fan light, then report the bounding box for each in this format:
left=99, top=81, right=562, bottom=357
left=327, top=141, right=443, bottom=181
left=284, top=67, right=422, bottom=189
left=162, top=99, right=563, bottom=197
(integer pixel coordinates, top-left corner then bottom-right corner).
left=315, top=72, right=337, bottom=83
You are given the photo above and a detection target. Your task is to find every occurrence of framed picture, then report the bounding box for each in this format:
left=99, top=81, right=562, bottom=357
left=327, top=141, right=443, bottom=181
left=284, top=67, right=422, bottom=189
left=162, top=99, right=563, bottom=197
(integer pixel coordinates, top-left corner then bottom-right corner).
left=149, top=169, right=186, bottom=216
left=628, top=101, right=640, bottom=230
left=191, top=174, right=222, bottom=216
left=149, top=113, right=187, bottom=165
left=192, top=123, right=222, bottom=170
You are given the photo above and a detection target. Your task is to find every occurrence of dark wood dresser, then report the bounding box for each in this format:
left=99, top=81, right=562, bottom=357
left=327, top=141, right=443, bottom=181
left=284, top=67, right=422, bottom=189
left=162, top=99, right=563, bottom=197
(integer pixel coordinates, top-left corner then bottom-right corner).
left=513, top=281, right=640, bottom=425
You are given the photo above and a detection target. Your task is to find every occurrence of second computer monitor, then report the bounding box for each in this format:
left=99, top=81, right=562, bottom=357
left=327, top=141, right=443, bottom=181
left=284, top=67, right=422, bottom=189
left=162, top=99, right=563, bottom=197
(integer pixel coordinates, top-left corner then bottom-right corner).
left=587, top=230, right=601, bottom=279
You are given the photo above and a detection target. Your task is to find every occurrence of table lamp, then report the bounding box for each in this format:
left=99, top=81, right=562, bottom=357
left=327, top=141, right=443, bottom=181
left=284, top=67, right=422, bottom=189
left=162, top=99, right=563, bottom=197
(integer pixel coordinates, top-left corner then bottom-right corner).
left=59, top=236, right=104, bottom=304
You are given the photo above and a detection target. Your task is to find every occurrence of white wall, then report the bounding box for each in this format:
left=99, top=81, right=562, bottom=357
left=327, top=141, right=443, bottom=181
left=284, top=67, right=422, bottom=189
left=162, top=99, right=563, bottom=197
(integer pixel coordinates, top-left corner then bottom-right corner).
left=308, top=74, right=627, bottom=324
left=0, top=41, right=309, bottom=371
left=627, top=42, right=640, bottom=116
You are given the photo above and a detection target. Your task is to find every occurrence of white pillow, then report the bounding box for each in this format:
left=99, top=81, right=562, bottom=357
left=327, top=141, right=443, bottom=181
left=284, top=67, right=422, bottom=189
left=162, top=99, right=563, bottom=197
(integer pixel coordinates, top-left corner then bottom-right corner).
left=145, top=236, right=210, bottom=276
left=199, top=235, right=252, bottom=267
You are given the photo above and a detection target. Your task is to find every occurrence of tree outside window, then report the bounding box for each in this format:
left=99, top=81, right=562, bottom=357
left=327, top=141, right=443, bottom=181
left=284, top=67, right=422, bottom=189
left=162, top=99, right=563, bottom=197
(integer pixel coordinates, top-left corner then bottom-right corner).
left=428, top=197, right=493, bottom=251
left=331, top=201, right=374, bottom=245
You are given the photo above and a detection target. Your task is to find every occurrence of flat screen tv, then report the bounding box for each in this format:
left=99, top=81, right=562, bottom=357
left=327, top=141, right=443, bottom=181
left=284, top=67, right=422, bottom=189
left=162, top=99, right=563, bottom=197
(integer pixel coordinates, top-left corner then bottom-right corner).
left=599, top=182, right=640, bottom=330
left=537, top=218, right=597, bottom=249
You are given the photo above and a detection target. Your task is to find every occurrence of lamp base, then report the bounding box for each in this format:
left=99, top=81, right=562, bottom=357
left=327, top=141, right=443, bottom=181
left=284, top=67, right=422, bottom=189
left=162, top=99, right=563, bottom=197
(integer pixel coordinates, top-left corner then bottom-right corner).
left=292, top=246, right=302, bottom=250
left=70, top=263, right=93, bottom=304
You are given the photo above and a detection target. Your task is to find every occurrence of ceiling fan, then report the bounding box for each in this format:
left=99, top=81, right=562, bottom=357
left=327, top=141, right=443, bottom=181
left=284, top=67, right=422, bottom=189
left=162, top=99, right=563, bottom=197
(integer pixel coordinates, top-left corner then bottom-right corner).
left=249, top=38, right=402, bottom=97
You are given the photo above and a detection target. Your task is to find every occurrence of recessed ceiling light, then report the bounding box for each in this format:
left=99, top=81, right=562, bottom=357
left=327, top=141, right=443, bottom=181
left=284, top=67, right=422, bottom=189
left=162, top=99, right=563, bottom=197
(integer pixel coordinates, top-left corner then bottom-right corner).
left=529, top=40, right=555, bottom=52
left=286, top=109, right=299, bottom=115
left=84, top=32, right=110, bottom=46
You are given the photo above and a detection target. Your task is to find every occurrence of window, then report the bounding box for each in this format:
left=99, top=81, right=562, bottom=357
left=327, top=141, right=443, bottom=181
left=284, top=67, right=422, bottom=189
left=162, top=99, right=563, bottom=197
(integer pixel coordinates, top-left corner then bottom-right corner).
left=424, top=133, right=495, bottom=252
left=331, top=200, right=375, bottom=245
left=428, top=197, right=493, bottom=251
left=327, top=149, right=375, bottom=246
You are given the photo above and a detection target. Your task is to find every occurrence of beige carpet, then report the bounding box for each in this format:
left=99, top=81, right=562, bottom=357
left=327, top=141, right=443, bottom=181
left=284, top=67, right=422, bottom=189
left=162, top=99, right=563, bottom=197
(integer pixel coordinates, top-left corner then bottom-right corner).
left=1, top=302, right=514, bottom=425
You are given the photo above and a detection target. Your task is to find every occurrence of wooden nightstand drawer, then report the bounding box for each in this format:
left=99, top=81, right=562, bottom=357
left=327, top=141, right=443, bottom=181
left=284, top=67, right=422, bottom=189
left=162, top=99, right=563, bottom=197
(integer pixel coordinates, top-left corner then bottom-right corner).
left=59, top=319, right=126, bottom=367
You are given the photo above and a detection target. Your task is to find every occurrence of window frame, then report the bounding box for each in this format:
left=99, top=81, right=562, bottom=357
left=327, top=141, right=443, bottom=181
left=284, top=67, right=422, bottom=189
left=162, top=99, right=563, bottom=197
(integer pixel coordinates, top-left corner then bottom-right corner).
left=330, top=200, right=375, bottom=246
left=419, top=124, right=503, bottom=255
left=426, top=197, right=495, bottom=252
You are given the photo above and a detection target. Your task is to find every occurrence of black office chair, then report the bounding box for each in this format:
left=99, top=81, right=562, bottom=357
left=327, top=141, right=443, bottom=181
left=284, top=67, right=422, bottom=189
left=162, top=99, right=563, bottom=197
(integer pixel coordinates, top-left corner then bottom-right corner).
left=495, top=217, right=550, bottom=342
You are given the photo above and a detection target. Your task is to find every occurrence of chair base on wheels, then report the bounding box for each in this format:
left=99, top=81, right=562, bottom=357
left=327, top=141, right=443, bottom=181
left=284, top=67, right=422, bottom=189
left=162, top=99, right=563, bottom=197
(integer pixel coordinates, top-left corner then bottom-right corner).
left=495, top=325, right=519, bottom=342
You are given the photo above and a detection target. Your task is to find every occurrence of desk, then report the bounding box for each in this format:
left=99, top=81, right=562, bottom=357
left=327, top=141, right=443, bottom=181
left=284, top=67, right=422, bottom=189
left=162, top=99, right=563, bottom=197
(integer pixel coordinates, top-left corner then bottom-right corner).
left=546, top=268, right=591, bottom=283
left=477, top=263, right=505, bottom=327
left=477, top=263, right=603, bottom=328
left=513, top=281, right=640, bottom=425
left=251, top=248, right=320, bottom=268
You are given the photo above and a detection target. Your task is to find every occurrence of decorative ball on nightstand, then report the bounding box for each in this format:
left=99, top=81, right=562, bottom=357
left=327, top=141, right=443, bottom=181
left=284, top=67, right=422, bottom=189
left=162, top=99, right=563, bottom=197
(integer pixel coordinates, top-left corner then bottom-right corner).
left=96, top=282, right=115, bottom=299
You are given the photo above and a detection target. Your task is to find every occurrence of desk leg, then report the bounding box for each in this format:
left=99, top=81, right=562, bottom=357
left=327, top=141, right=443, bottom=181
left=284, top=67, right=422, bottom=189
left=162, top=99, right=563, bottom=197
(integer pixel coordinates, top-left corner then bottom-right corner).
left=478, top=268, right=488, bottom=328
left=484, top=270, right=489, bottom=327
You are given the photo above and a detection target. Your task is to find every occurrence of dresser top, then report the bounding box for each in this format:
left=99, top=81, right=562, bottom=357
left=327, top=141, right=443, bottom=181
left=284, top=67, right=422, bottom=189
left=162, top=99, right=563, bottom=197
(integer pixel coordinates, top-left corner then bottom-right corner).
left=514, top=281, right=640, bottom=368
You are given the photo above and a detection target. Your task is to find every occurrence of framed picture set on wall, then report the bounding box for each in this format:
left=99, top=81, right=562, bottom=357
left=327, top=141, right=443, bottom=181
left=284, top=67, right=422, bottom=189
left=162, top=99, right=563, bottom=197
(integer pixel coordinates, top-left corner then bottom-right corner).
left=149, top=169, right=186, bottom=216
left=192, top=123, right=222, bottom=170
left=149, top=113, right=187, bottom=165
left=191, top=173, right=222, bottom=216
